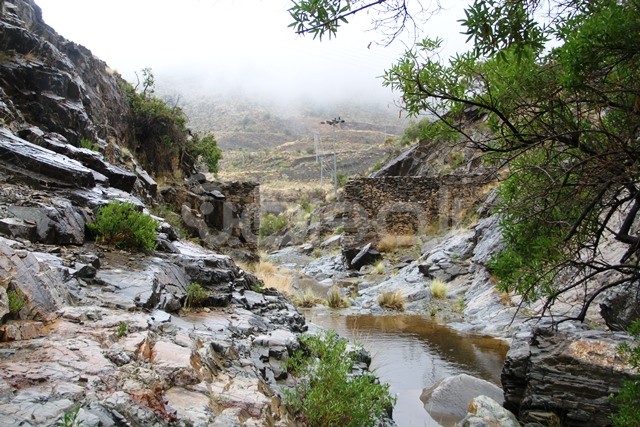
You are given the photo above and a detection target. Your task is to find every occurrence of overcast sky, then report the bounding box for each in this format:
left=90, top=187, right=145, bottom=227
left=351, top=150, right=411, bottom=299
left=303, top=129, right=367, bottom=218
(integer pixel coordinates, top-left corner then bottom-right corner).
left=36, top=0, right=469, bottom=106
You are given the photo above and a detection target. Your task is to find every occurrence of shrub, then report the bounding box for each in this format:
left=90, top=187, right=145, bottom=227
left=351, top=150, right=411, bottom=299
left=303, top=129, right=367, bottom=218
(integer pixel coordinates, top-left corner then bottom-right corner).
left=188, top=132, right=222, bottom=174
left=122, top=75, right=189, bottom=176
left=611, top=320, right=640, bottom=426
left=185, top=282, right=208, bottom=308
left=430, top=279, right=448, bottom=299
left=88, top=201, right=158, bottom=251
left=284, top=330, right=395, bottom=427
left=378, top=291, right=405, bottom=311
left=7, top=289, right=26, bottom=314
left=259, top=213, right=288, bottom=237
left=122, top=68, right=221, bottom=177
left=326, top=286, right=350, bottom=308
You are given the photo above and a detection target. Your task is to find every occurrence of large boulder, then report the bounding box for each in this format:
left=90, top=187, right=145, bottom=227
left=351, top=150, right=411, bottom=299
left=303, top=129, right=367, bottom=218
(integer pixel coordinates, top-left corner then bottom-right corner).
left=502, top=328, right=636, bottom=426
left=344, top=242, right=382, bottom=270
left=420, top=373, right=504, bottom=420
left=23, top=130, right=138, bottom=193
left=599, top=281, right=640, bottom=331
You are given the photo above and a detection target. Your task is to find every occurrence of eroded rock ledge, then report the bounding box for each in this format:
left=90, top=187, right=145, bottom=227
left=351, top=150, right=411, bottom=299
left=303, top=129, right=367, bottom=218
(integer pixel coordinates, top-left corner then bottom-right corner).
left=502, top=327, right=635, bottom=426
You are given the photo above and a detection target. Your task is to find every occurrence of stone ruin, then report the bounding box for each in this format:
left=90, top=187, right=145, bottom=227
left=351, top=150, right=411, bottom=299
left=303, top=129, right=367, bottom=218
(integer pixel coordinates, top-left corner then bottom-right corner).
left=341, top=174, right=494, bottom=264
left=163, top=173, right=261, bottom=261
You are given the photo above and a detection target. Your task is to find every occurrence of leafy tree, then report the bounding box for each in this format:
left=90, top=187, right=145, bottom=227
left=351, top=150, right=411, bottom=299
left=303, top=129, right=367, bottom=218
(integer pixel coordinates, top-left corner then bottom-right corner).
left=290, top=0, right=640, bottom=323
left=288, top=0, right=427, bottom=44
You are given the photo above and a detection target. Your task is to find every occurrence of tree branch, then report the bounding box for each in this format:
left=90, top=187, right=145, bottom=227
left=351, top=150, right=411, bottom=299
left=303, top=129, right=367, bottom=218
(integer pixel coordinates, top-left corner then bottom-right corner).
left=293, top=0, right=389, bottom=36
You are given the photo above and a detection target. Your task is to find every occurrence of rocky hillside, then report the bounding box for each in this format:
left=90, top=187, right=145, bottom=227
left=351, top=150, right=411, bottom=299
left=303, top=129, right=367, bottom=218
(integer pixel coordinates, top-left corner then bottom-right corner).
left=0, top=1, right=327, bottom=426
left=0, top=0, right=129, bottom=151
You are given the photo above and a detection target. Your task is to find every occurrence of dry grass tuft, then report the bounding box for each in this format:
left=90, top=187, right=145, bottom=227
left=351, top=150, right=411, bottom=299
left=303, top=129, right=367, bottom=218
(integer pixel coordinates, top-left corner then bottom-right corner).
left=373, top=261, right=386, bottom=275
left=430, top=279, right=448, bottom=299
left=499, top=290, right=514, bottom=306
left=293, top=289, right=325, bottom=308
left=253, top=260, right=278, bottom=276
left=376, top=234, right=416, bottom=253
left=263, top=273, right=294, bottom=295
left=326, top=286, right=350, bottom=308
left=240, top=260, right=293, bottom=296
left=377, top=291, right=406, bottom=311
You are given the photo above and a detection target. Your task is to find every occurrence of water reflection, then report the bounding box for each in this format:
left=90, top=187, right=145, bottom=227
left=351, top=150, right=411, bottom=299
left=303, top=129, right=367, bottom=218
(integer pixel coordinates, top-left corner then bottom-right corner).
left=303, top=312, right=509, bottom=427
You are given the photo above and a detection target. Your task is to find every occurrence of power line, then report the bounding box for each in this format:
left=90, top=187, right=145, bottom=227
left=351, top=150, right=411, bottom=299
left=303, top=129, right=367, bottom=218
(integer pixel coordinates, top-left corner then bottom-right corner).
left=320, top=117, right=345, bottom=199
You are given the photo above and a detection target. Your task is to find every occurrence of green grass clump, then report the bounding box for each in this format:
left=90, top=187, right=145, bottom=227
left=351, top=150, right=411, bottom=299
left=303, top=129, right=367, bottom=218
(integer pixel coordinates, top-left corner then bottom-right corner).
left=259, top=213, right=288, bottom=237
left=7, top=289, right=26, bottom=314
left=430, top=279, right=448, bottom=299
left=117, top=322, right=128, bottom=338
left=58, top=407, right=82, bottom=427
left=184, top=282, right=208, bottom=308
left=88, top=201, right=158, bottom=251
left=149, top=204, right=190, bottom=239
left=284, top=330, right=395, bottom=427
left=300, top=196, right=313, bottom=214
left=79, top=138, right=100, bottom=152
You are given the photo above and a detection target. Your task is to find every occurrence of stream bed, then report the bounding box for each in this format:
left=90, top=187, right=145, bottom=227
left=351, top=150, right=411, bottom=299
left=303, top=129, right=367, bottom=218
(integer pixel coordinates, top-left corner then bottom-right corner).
left=303, top=310, right=509, bottom=427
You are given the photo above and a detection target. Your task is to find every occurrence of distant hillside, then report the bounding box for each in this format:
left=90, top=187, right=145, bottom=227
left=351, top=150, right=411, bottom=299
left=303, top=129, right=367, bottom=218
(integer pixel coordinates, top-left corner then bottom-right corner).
left=157, top=89, right=408, bottom=151
left=156, top=90, right=410, bottom=197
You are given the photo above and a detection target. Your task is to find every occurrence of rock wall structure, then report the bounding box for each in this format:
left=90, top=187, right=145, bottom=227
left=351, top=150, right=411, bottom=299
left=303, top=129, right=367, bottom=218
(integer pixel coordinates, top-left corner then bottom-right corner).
left=167, top=174, right=261, bottom=261
left=342, top=175, right=493, bottom=251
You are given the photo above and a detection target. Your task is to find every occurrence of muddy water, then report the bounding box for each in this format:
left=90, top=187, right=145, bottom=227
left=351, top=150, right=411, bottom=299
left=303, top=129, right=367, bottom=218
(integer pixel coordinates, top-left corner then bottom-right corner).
left=303, top=311, right=509, bottom=427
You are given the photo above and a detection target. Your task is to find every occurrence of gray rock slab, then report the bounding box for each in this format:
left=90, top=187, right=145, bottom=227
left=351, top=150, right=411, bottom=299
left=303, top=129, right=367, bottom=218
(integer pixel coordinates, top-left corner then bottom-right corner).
left=0, top=128, right=95, bottom=188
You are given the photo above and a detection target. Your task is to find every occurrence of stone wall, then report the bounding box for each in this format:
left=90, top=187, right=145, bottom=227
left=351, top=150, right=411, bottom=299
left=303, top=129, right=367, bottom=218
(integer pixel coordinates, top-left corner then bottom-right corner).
left=167, top=175, right=260, bottom=261
left=342, top=174, right=493, bottom=249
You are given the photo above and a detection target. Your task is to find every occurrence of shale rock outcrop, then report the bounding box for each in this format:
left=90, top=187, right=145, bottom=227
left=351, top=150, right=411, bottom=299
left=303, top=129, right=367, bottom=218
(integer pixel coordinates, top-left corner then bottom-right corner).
left=502, top=328, right=635, bottom=426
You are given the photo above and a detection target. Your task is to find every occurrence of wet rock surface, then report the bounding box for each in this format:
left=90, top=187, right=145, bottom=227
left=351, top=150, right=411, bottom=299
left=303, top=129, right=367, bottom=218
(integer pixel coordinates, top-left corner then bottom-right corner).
left=0, top=235, right=308, bottom=426
left=502, top=327, right=635, bottom=426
